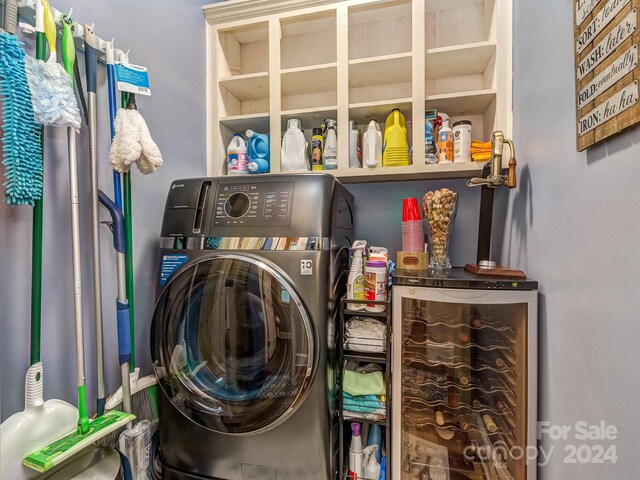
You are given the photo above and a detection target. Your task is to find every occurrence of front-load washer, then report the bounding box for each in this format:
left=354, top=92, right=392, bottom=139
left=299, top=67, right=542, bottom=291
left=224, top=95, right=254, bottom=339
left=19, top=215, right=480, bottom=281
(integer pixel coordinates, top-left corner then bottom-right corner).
left=151, top=174, right=354, bottom=480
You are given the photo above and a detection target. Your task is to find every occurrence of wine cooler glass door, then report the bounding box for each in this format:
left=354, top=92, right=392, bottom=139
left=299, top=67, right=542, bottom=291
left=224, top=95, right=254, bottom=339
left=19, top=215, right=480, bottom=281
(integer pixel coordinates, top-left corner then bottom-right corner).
left=392, top=287, right=537, bottom=480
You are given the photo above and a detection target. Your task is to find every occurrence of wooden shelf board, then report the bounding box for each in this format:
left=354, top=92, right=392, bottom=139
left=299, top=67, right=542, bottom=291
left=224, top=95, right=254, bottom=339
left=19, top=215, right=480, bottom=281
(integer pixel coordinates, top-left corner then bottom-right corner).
left=219, top=72, right=269, bottom=101
left=281, top=63, right=337, bottom=96
left=349, top=98, right=413, bottom=123
left=333, top=162, right=483, bottom=183
left=263, top=162, right=483, bottom=183
left=282, top=106, right=337, bottom=130
left=426, top=89, right=496, bottom=116
left=219, top=113, right=269, bottom=132
left=349, top=52, right=412, bottom=88
left=426, top=41, right=496, bottom=79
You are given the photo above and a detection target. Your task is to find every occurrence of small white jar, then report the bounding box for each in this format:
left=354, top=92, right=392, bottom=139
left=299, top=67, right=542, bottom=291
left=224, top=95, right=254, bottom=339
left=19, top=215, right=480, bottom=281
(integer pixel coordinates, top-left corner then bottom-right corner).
left=453, top=120, right=472, bottom=162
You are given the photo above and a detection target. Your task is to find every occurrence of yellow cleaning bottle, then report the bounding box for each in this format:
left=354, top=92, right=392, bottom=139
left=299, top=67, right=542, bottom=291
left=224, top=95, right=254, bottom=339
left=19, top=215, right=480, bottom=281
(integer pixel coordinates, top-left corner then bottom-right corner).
left=382, top=108, right=409, bottom=167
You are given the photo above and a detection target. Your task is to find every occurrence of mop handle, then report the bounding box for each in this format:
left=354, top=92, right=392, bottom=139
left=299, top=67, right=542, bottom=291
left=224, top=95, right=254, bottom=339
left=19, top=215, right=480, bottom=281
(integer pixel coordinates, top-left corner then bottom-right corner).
left=97, top=191, right=130, bottom=364
left=62, top=12, right=89, bottom=436
left=106, top=41, right=123, bottom=210
left=84, top=24, right=105, bottom=416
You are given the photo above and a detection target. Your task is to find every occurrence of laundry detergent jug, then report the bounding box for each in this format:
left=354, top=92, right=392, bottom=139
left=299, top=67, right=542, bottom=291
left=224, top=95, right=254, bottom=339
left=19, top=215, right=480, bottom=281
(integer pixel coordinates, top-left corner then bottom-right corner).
left=227, top=133, right=248, bottom=175
left=363, top=119, right=382, bottom=168
left=281, top=119, right=309, bottom=172
left=382, top=108, right=409, bottom=167
left=246, top=129, right=270, bottom=174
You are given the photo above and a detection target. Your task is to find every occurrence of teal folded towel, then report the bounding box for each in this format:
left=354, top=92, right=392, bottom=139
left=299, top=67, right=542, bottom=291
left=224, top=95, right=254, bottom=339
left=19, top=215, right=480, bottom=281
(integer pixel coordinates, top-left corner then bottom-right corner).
left=343, top=369, right=385, bottom=396
left=343, top=393, right=384, bottom=413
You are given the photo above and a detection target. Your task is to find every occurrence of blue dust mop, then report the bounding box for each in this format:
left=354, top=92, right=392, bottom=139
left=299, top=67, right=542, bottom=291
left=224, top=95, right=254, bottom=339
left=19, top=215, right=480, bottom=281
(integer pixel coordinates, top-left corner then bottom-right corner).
left=0, top=0, right=43, bottom=206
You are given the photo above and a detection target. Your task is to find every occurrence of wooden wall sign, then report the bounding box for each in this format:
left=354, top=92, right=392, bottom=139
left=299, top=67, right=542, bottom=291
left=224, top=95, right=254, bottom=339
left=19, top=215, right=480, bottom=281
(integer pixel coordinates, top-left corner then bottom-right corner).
left=574, top=0, right=640, bottom=150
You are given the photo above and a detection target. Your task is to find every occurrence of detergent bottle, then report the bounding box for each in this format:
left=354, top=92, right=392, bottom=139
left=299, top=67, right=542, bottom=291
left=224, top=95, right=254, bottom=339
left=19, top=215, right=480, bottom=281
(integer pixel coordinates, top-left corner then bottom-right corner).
left=281, top=119, right=308, bottom=172
left=363, top=119, right=382, bottom=168
left=227, top=133, right=248, bottom=175
left=382, top=108, right=409, bottom=167
left=246, top=129, right=270, bottom=174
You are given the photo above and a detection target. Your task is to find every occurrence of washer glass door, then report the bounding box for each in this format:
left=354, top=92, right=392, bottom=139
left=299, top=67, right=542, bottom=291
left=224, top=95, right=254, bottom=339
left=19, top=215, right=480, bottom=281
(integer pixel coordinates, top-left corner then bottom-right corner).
left=151, top=254, right=315, bottom=434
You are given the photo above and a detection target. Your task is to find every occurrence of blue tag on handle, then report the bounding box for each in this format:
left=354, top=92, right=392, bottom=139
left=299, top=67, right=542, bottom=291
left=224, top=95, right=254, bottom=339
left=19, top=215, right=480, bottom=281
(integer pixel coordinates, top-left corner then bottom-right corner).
left=115, top=62, right=151, bottom=96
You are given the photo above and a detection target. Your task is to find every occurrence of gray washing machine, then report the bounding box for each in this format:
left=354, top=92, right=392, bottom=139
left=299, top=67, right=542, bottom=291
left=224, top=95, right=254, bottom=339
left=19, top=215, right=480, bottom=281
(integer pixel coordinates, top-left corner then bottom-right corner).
left=151, top=174, right=354, bottom=480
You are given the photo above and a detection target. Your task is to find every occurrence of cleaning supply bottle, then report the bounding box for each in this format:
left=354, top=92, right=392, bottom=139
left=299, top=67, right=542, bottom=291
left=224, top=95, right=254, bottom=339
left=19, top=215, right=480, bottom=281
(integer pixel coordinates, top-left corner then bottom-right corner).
left=281, top=119, right=308, bottom=172
left=349, top=120, right=362, bottom=168
left=363, top=119, right=382, bottom=168
left=349, top=422, right=364, bottom=479
left=367, top=423, right=382, bottom=462
left=438, top=118, right=453, bottom=163
left=227, top=133, right=247, bottom=175
left=323, top=119, right=338, bottom=170
left=246, top=129, right=270, bottom=174
left=347, top=240, right=367, bottom=311
left=363, top=445, right=381, bottom=480
left=382, top=108, right=409, bottom=167
left=311, top=127, right=323, bottom=171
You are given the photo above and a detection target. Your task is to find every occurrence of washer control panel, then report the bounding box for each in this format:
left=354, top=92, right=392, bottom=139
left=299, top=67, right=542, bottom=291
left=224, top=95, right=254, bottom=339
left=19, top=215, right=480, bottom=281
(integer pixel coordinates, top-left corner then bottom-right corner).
left=213, top=181, right=294, bottom=227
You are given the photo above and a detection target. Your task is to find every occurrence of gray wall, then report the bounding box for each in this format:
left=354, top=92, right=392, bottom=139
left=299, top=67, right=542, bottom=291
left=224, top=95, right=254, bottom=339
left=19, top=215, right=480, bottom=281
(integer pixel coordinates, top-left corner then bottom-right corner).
left=0, top=0, right=208, bottom=420
left=503, top=0, right=640, bottom=477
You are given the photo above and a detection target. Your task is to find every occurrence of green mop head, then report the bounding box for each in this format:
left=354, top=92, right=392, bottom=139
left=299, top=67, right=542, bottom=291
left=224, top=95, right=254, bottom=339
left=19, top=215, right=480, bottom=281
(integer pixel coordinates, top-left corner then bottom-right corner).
left=0, top=33, right=43, bottom=205
left=23, top=409, right=134, bottom=473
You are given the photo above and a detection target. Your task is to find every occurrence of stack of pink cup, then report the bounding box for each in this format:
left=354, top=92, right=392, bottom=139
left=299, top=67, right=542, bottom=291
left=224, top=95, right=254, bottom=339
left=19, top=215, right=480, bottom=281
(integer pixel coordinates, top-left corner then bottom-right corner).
left=402, top=197, right=424, bottom=252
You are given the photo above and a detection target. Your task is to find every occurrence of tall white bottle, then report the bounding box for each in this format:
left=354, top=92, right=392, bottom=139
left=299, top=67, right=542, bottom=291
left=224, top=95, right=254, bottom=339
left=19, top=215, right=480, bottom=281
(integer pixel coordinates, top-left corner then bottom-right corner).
left=281, top=119, right=308, bottom=172
left=349, top=422, right=364, bottom=479
left=347, top=241, right=367, bottom=311
left=363, top=120, right=382, bottom=168
left=323, top=119, right=338, bottom=170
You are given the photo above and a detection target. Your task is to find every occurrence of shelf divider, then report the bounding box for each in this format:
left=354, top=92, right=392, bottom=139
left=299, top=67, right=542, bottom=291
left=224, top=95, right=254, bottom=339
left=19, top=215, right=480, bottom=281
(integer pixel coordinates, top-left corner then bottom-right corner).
left=412, top=0, right=426, bottom=172
left=269, top=18, right=282, bottom=174
left=337, top=4, right=350, bottom=171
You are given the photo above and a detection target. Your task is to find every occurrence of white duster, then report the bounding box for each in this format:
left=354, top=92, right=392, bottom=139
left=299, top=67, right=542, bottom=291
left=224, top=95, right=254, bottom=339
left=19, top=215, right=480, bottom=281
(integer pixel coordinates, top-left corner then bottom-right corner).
left=109, top=108, right=163, bottom=174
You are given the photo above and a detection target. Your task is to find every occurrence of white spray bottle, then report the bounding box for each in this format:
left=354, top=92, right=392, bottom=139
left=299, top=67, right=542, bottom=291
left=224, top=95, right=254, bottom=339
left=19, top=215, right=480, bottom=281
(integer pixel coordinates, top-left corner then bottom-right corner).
left=347, top=241, right=367, bottom=311
left=323, top=119, right=338, bottom=170
left=349, top=422, right=364, bottom=479
left=363, top=445, right=381, bottom=480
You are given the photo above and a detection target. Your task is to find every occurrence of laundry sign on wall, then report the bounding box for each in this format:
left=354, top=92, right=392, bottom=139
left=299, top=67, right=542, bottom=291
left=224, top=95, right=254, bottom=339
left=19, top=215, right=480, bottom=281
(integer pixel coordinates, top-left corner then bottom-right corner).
left=574, top=0, right=640, bottom=150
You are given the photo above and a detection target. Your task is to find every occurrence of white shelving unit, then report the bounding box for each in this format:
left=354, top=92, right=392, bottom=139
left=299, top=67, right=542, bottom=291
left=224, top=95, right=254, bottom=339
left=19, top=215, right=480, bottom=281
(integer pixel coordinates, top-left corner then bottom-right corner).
left=204, top=0, right=512, bottom=183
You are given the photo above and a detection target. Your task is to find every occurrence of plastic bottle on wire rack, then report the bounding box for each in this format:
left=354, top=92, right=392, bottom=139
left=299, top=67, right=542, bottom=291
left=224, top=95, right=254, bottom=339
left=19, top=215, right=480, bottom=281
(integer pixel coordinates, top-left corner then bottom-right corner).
left=227, top=133, right=247, bottom=175
left=349, top=422, right=364, bottom=479
left=363, top=445, right=380, bottom=480
left=347, top=241, right=367, bottom=311
left=365, top=260, right=387, bottom=313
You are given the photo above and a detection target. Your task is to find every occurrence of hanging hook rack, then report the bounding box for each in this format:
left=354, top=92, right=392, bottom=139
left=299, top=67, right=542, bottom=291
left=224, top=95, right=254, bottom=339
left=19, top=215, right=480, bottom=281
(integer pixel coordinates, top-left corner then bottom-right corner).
left=13, top=0, right=130, bottom=65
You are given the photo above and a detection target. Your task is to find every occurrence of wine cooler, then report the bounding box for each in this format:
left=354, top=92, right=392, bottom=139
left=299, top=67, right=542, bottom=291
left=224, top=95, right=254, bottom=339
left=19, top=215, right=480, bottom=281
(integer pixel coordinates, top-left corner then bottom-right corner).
left=392, top=269, right=538, bottom=480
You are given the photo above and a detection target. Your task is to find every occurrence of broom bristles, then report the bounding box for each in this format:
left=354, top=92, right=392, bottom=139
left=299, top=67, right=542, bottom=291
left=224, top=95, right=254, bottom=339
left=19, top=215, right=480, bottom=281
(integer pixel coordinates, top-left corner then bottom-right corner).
left=97, top=384, right=159, bottom=448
